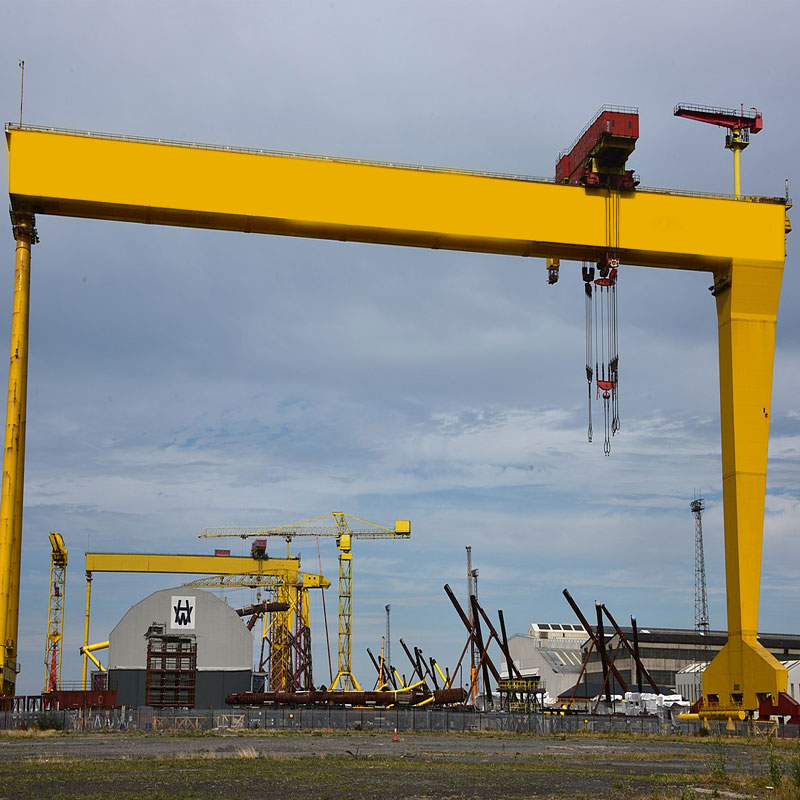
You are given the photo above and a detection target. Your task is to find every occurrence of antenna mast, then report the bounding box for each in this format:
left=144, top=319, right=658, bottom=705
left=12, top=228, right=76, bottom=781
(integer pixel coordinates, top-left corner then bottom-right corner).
left=690, top=496, right=710, bottom=634
left=18, top=60, right=25, bottom=126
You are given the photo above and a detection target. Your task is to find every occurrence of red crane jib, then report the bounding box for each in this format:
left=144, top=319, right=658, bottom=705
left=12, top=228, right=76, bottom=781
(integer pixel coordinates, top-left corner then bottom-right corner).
left=673, top=103, right=763, bottom=133
left=555, top=107, right=639, bottom=188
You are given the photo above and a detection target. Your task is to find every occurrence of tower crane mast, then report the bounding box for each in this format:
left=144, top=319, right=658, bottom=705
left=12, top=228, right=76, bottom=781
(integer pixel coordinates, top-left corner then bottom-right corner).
left=43, top=532, right=67, bottom=693
left=201, top=512, right=411, bottom=692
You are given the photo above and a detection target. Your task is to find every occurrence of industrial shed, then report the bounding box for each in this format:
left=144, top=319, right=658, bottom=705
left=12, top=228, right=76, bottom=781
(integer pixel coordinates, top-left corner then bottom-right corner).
left=106, top=587, right=252, bottom=708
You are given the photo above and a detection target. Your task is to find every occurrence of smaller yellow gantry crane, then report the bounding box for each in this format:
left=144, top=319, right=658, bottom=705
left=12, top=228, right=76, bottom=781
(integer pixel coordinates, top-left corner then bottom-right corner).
left=43, top=532, right=67, bottom=693
left=201, top=513, right=411, bottom=692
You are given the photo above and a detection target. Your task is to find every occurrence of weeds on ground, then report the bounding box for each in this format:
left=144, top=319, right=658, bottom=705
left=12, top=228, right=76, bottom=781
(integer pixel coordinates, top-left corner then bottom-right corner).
left=0, top=727, right=59, bottom=739
left=755, top=738, right=800, bottom=799
left=768, top=741, right=785, bottom=786
left=36, top=713, right=65, bottom=731
left=707, top=734, right=728, bottom=783
left=792, top=741, right=800, bottom=789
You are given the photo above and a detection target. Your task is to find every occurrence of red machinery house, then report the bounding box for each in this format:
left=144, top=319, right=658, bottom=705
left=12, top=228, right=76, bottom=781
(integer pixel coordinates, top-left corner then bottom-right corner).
left=555, top=106, right=639, bottom=190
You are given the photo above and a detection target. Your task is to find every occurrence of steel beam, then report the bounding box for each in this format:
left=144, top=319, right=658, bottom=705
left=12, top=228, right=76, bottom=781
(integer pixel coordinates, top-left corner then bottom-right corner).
left=6, top=125, right=787, bottom=269
left=85, top=552, right=299, bottom=578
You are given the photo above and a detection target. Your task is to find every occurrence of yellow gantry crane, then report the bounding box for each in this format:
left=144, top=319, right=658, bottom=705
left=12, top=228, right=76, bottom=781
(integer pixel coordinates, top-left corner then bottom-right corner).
left=185, top=571, right=329, bottom=691
left=0, top=120, right=792, bottom=717
left=81, top=550, right=304, bottom=689
left=43, top=532, right=67, bottom=693
left=201, top=513, right=411, bottom=691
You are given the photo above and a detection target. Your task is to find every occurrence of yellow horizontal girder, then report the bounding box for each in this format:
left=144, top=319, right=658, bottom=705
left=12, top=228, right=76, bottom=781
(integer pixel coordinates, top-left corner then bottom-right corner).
left=84, top=552, right=300, bottom=579
left=2, top=124, right=792, bottom=712
left=5, top=125, right=787, bottom=269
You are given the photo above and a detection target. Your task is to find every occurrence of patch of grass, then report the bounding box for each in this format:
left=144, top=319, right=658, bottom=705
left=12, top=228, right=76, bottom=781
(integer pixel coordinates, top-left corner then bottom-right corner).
left=706, top=735, right=728, bottom=783
left=792, top=742, right=800, bottom=790
left=768, top=741, right=785, bottom=787
left=0, top=727, right=60, bottom=739
left=0, top=751, right=697, bottom=800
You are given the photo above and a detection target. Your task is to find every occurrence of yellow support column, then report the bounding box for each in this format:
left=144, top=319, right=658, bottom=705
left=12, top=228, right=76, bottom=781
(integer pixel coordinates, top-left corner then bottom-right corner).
left=703, top=258, right=787, bottom=711
left=727, top=127, right=747, bottom=200
left=82, top=572, right=93, bottom=690
left=0, top=211, right=36, bottom=696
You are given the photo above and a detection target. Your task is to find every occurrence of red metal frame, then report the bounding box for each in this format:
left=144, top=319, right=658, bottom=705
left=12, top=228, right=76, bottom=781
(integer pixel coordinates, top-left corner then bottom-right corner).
left=674, top=103, right=762, bottom=133
left=555, top=105, right=639, bottom=188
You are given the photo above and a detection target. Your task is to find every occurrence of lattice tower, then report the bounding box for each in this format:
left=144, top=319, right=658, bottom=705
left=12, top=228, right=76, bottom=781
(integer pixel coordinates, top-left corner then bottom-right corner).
left=690, top=497, right=710, bottom=634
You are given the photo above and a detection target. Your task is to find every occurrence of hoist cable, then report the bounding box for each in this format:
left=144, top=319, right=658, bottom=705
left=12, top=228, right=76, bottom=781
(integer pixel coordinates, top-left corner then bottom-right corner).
left=584, top=266, right=593, bottom=442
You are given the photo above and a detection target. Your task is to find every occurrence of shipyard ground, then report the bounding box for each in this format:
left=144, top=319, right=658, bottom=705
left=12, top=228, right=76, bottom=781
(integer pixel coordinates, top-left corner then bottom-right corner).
left=2, top=730, right=800, bottom=799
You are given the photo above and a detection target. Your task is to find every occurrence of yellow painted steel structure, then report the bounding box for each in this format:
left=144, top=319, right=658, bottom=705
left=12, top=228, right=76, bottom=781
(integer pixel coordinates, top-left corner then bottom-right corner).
left=185, top=571, right=330, bottom=691
left=43, top=532, right=67, bottom=692
left=84, top=552, right=299, bottom=578
left=202, top=513, right=411, bottom=692
left=1, top=123, right=791, bottom=714
left=81, top=551, right=300, bottom=689
left=162, top=571, right=329, bottom=692
left=0, top=209, right=34, bottom=694
left=79, top=640, right=108, bottom=674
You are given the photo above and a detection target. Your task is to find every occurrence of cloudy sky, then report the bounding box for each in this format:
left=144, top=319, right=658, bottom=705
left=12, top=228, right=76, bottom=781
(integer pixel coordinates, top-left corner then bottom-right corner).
left=1, top=1, right=798, bottom=694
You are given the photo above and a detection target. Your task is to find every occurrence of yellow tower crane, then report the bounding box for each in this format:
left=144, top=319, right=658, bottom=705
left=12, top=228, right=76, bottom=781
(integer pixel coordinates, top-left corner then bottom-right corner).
left=201, top=513, right=411, bottom=691
left=43, top=532, right=67, bottom=693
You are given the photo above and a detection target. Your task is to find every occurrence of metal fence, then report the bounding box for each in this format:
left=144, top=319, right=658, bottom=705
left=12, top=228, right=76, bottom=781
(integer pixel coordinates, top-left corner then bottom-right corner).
left=2, top=705, right=799, bottom=738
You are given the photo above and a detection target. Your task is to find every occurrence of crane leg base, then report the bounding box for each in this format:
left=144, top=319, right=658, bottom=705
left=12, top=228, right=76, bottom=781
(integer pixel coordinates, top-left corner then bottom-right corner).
left=702, top=637, right=787, bottom=714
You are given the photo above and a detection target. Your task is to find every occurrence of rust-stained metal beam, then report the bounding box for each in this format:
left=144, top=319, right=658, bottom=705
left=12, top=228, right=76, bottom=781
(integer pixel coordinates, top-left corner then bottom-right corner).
left=470, top=595, right=493, bottom=706
left=562, top=588, right=629, bottom=694
left=367, top=647, right=383, bottom=682
left=592, top=637, right=625, bottom=714
left=444, top=583, right=474, bottom=634
left=226, top=687, right=466, bottom=706
left=566, top=638, right=595, bottom=706
left=601, top=604, right=659, bottom=694
left=631, top=617, right=643, bottom=694
left=235, top=601, right=289, bottom=616
left=399, top=638, right=423, bottom=683
left=596, top=602, right=612, bottom=703
left=413, top=646, right=439, bottom=689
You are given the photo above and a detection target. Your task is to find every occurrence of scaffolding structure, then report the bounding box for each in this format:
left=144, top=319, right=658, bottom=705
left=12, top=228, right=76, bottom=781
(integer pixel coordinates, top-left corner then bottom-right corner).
left=145, top=623, right=197, bottom=709
left=498, top=677, right=546, bottom=713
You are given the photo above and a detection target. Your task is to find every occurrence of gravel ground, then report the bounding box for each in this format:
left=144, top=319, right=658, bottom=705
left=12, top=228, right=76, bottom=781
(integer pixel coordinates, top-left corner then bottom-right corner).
left=0, top=730, right=780, bottom=799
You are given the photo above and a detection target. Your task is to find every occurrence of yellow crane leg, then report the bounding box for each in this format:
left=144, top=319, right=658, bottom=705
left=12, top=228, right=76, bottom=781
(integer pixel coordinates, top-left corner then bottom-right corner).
left=79, top=641, right=109, bottom=673
left=702, top=259, right=787, bottom=712
left=0, top=213, right=35, bottom=696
